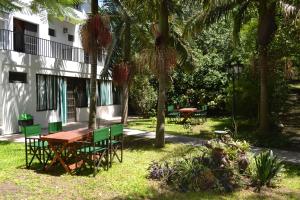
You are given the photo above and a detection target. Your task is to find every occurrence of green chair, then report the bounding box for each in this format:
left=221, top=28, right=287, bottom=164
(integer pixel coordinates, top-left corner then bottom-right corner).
left=78, top=127, right=110, bottom=176
left=23, top=124, right=49, bottom=168
left=193, top=105, right=208, bottom=124
left=110, top=124, right=124, bottom=167
left=48, top=121, right=63, bottom=134
left=167, top=105, right=180, bottom=123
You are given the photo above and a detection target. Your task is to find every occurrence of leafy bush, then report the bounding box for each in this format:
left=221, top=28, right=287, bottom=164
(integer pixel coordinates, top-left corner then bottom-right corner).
left=148, top=136, right=252, bottom=192
left=129, top=74, right=157, bottom=117
left=253, top=150, right=284, bottom=192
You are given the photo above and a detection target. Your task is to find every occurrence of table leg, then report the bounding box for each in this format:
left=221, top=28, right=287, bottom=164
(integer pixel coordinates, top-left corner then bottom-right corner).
left=45, top=143, right=71, bottom=173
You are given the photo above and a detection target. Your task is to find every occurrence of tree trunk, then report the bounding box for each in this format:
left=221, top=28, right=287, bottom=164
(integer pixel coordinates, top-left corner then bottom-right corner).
left=258, top=47, right=269, bottom=134
left=88, top=0, right=98, bottom=130
left=155, top=0, right=169, bottom=148
left=121, top=82, right=129, bottom=124
left=121, top=16, right=131, bottom=125
left=257, top=1, right=277, bottom=134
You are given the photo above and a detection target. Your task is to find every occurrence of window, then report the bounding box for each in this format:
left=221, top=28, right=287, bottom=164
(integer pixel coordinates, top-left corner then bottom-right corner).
left=48, top=28, right=55, bottom=37
left=36, top=75, right=58, bottom=111
left=68, top=34, right=74, bottom=42
left=9, top=71, right=27, bottom=83
left=13, top=18, right=38, bottom=54
left=97, top=81, right=113, bottom=106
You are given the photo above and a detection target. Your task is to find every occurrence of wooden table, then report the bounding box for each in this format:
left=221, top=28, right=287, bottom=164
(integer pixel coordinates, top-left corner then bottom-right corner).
left=41, top=128, right=89, bottom=173
left=179, top=108, right=197, bottom=123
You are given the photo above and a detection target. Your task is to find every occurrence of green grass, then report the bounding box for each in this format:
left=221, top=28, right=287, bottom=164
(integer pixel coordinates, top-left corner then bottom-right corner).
left=126, top=117, right=232, bottom=139
left=1, top=138, right=300, bottom=199
left=127, top=117, right=299, bottom=151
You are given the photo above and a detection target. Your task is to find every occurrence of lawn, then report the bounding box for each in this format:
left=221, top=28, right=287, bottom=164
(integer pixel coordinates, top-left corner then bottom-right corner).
left=126, top=117, right=233, bottom=139
left=126, top=117, right=300, bottom=151
left=0, top=137, right=300, bottom=200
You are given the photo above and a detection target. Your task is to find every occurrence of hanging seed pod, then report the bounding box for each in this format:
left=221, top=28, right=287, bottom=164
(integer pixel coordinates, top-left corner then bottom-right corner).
left=112, top=62, right=130, bottom=86
left=80, top=14, right=112, bottom=54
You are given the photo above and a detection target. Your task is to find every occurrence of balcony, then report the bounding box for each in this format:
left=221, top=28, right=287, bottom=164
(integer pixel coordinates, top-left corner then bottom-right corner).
left=0, top=29, right=90, bottom=64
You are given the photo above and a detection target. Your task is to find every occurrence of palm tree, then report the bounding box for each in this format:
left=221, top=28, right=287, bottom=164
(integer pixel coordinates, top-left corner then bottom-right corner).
left=103, top=0, right=133, bottom=125
left=186, top=0, right=300, bottom=134
left=80, top=0, right=112, bottom=130
left=116, top=0, right=193, bottom=147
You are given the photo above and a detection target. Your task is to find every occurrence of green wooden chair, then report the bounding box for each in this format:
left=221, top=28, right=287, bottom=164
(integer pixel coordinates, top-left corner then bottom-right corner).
left=23, top=124, right=49, bottom=168
left=48, top=121, right=63, bottom=134
left=110, top=124, right=124, bottom=167
left=167, top=105, right=180, bottom=123
left=78, top=127, right=110, bottom=176
left=193, top=105, right=208, bottom=124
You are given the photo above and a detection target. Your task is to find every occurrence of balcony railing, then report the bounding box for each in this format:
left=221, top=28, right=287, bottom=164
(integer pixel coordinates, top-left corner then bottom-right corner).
left=0, top=29, right=90, bottom=64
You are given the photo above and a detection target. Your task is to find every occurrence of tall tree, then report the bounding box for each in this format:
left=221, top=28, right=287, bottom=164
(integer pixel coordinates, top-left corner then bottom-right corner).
left=115, top=0, right=193, bottom=147
left=80, top=0, right=112, bottom=130
left=186, top=0, right=300, bottom=134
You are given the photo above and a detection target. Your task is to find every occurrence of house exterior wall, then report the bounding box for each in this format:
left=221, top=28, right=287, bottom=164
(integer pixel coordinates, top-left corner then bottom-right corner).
left=0, top=3, right=121, bottom=134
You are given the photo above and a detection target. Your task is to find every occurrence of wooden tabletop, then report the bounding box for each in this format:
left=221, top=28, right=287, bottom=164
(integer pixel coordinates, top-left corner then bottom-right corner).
left=41, top=128, right=89, bottom=144
left=179, top=108, right=197, bottom=113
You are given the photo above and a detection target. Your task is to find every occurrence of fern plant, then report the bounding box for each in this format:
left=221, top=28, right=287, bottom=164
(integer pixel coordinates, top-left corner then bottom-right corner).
left=253, top=150, right=284, bottom=192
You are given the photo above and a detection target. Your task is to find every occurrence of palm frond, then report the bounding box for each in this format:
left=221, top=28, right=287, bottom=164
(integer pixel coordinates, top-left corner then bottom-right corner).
left=184, top=0, right=244, bottom=36
left=0, top=0, right=22, bottom=12
left=232, top=1, right=251, bottom=46
left=30, top=0, right=83, bottom=23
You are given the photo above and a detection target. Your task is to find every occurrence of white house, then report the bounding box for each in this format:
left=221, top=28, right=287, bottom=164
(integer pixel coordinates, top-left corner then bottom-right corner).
left=0, top=1, right=121, bottom=134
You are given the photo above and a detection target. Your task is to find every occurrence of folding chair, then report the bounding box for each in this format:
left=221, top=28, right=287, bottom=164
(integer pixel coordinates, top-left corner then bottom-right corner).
left=23, top=124, right=50, bottom=168
left=193, top=105, right=208, bottom=124
left=78, top=127, right=110, bottom=176
left=167, top=105, right=180, bottom=123
left=48, top=121, right=63, bottom=134
left=110, top=124, right=124, bottom=167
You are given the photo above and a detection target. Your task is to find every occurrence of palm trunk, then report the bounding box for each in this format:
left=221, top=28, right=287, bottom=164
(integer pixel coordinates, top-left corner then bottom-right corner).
left=155, top=0, right=169, bottom=148
left=258, top=46, right=269, bottom=133
left=88, top=0, right=98, bottom=130
left=121, top=82, right=129, bottom=124
left=257, top=1, right=277, bottom=134
left=121, top=16, right=131, bottom=125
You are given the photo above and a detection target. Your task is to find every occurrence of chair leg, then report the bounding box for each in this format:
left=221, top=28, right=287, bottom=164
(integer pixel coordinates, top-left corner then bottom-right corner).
left=121, top=141, right=123, bottom=163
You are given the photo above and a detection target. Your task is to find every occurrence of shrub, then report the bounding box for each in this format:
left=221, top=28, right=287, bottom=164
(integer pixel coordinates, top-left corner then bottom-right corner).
left=252, top=150, right=284, bottom=192
left=129, top=74, right=157, bottom=117
left=148, top=136, right=252, bottom=193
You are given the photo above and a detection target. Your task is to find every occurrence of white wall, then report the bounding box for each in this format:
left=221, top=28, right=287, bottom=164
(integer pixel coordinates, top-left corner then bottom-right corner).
left=0, top=50, right=119, bottom=134
left=0, top=2, right=119, bottom=134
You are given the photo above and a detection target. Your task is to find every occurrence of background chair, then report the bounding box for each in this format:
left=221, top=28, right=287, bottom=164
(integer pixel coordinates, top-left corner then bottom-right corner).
left=23, top=124, right=49, bottom=168
left=193, top=105, right=208, bottom=124
left=78, top=127, right=110, bottom=176
left=167, top=105, right=180, bottom=123
left=48, top=121, right=62, bottom=134
left=110, top=124, right=124, bottom=167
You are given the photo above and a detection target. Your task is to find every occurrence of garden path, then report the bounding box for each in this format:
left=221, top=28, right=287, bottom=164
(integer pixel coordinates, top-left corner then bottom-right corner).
left=1, top=120, right=300, bottom=164
left=281, top=83, right=300, bottom=149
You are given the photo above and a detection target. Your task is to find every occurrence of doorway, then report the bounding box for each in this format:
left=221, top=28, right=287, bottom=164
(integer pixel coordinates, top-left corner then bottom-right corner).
left=67, top=79, right=76, bottom=122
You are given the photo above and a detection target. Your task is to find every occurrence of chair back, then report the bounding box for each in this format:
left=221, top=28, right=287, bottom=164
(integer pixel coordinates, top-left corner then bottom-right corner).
left=48, top=121, right=62, bottom=133
left=167, top=105, right=174, bottom=112
left=110, top=124, right=123, bottom=137
left=93, top=127, right=110, bottom=143
left=22, top=124, right=41, bottom=137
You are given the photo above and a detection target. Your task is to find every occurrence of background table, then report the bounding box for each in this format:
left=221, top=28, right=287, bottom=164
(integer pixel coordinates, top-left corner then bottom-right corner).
left=178, top=108, right=197, bottom=123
